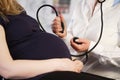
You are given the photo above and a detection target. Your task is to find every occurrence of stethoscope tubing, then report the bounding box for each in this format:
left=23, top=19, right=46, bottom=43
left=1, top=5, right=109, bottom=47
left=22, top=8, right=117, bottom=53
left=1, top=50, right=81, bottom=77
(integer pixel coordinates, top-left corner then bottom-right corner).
left=36, top=0, right=105, bottom=64
left=36, top=4, right=58, bottom=32
left=36, top=4, right=64, bottom=33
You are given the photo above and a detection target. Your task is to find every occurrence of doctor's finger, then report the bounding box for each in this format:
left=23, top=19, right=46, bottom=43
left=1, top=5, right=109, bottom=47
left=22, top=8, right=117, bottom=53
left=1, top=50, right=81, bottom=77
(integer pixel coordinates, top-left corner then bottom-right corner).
left=52, top=21, right=61, bottom=27
left=59, top=14, right=65, bottom=22
left=52, top=27, right=63, bottom=34
left=52, top=29, right=63, bottom=33
left=52, top=24, right=62, bottom=30
left=53, top=16, right=61, bottom=22
left=70, top=41, right=84, bottom=51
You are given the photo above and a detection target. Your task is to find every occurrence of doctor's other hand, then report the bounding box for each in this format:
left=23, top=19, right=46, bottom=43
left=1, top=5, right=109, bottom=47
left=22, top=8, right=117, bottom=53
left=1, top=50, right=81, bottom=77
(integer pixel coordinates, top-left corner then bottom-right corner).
left=54, top=58, right=83, bottom=73
left=70, top=38, right=90, bottom=52
left=52, top=14, right=67, bottom=38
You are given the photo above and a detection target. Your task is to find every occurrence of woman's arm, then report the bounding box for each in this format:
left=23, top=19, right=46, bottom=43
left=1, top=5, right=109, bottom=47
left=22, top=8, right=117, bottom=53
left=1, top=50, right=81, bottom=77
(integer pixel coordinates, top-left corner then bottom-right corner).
left=0, top=25, right=83, bottom=79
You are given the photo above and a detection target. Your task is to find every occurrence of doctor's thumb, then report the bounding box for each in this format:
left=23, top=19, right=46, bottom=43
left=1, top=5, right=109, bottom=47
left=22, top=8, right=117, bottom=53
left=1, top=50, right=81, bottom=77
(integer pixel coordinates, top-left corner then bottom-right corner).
left=58, top=12, right=65, bottom=22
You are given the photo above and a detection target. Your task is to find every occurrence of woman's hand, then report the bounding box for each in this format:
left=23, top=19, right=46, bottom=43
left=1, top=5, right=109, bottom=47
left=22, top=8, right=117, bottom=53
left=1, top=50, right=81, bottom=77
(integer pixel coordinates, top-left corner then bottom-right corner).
left=52, top=15, right=67, bottom=38
left=70, top=38, right=90, bottom=52
left=53, top=58, right=83, bottom=73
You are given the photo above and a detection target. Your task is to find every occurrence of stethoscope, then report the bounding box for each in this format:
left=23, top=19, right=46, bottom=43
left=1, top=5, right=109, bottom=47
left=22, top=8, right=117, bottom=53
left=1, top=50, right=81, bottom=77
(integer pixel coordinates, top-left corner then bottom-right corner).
left=36, top=0, right=106, bottom=64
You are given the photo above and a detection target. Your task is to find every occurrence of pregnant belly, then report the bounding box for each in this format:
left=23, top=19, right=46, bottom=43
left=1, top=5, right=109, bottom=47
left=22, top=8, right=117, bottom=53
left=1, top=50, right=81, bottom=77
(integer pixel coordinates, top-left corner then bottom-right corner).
left=10, top=32, right=71, bottom=60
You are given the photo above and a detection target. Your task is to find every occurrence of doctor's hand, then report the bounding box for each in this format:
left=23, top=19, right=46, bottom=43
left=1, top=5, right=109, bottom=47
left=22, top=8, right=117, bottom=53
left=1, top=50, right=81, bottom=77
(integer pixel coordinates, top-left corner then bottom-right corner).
left=52, top=14, right=67, bottom=38
left=70, top=38, right=90, bottom=52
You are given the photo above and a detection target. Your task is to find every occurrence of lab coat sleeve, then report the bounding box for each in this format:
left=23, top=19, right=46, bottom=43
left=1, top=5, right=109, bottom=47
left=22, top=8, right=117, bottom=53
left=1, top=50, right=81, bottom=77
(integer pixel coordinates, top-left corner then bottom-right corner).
left=89, top=18, right=120, bottom=67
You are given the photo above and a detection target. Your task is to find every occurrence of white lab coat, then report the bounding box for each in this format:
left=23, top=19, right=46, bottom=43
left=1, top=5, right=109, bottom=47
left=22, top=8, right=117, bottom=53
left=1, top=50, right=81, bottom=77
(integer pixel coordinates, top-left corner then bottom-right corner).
left=63, top=0, right=120, bottom=79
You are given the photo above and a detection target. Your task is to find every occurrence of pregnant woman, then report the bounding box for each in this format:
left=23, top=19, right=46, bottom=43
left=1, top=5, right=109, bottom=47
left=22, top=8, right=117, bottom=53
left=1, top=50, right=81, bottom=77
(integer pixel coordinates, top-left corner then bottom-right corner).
left=0, top=0, right=113, bottom=80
